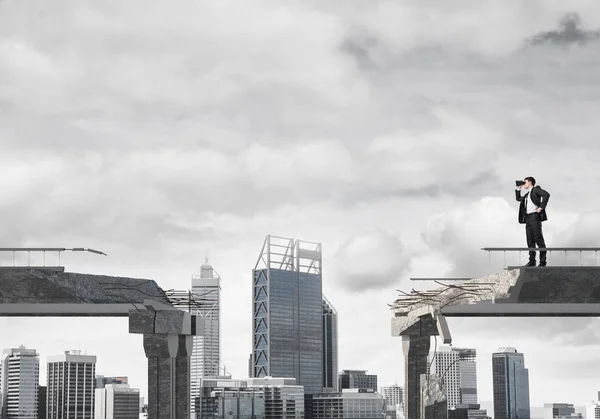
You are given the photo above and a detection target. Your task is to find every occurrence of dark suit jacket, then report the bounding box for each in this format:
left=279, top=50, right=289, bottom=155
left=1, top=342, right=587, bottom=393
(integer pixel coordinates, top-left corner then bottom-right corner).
left=515, top=185, right=550, bottom=224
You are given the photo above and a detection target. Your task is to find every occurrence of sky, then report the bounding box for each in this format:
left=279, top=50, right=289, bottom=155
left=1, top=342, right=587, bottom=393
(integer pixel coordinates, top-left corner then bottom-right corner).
left=1, top=0, right=600, bottom=412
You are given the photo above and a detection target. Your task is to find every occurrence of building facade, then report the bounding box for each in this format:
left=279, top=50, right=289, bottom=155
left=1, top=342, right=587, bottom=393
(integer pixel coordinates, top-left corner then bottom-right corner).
left=197, top=377, right=304, bottom=419
left=338, top=370, right=378, bottom=393
left=251, top=235, right=323, bottom=395
left=95, top=376, right=128, bottom=388
left=430, top=346, right=477, bottom=409
left=322, top=296, right=338, bottom=393
left=492, top=347, right=530, bottom=419
left=0, top=346, right=39, bottom=419
left=38, top=386, right=47, bottom=419
left=312, top=389, right=384, bottom=419
left=587, top=402, right=600, bottom=419
left=47, top=350, right=96, bottom=419
left=172, top=257, right=223, bottom=416
left=447, top=404, right=491, bottom=419
left=381, top=385, right=403, bottom=418
left=543, top=403, right=577, bottom=419
left=94, top=383, right=139, bottom=419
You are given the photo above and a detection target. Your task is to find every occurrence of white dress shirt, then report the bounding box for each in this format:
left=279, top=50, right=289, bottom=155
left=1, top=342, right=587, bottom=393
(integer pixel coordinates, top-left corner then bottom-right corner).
left=518, top=187, right=541, bottom=214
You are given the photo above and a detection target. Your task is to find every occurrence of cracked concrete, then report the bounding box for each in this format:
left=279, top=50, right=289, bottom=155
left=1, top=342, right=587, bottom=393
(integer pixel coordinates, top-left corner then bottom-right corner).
left=0, top=268, right=170, bottom=305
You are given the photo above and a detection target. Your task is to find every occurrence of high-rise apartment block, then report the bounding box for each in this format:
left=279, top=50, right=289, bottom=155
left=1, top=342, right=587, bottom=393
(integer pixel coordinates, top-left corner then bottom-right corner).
left=0, top=346, right=39, bottom=419
left=94, top=383, right=140, bottom=419
left=430, top=346, right=477, bottom=409
left=47, top=350, right=96, bottom=419
left=339, top=370, right=378, bottom=393
left=251, top=235, right=323, bottom=394
left=322, top=296, right=338, bottom=393
left=492, top=347, right=530, bottom=419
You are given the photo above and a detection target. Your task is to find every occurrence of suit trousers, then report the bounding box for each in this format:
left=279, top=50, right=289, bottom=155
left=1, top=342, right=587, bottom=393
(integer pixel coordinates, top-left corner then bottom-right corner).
left=525, top=212, right=547, bottom=263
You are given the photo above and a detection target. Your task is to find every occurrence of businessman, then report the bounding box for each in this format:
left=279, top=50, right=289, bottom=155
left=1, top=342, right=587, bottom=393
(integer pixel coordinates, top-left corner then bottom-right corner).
left=516, top=176, right=550, bottom=267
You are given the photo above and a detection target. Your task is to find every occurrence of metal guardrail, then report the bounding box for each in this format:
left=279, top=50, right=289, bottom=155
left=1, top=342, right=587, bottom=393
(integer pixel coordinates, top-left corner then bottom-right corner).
left=0, top=247, right=107, bottom=267
left=411, top=278, right=472, bottom=282
left=481, top=247, right=600, bottom=266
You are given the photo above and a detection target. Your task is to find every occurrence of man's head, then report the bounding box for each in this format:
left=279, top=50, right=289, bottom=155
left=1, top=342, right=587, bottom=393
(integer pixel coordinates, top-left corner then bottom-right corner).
left=524, top=176, right=536, bottom=189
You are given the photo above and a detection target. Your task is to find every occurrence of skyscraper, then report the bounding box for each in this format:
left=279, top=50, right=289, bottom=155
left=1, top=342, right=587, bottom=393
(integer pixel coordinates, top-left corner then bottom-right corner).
left=191, top=257, right=222, bottom=379
left=94, top=383, right=140, bottom=419
left=0, top=346, right=39, bottom=419
left=492, top=347, right=530, bottom=419
left=322, top=296, right=338, bottom=393
left=430, top=346, right=477, bottom=409
left=251, top=235, right=323, bottom=394
left=47, top=350, right=96, bottom=419
left=172, top=256, right=223, bottom=416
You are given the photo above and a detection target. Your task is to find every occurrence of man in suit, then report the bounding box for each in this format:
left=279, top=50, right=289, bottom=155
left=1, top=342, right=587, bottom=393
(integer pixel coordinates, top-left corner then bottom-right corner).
left=516, top=176, right=551, bottom=266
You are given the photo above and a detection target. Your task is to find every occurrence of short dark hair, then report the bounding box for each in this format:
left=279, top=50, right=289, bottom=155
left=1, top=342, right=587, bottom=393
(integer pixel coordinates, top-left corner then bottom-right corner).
left=525, top=176, right=536, bottom=186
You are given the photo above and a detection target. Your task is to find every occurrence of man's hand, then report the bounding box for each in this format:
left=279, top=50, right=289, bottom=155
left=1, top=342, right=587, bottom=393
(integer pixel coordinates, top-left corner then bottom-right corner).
left=536, top=208, right=542, bottom=213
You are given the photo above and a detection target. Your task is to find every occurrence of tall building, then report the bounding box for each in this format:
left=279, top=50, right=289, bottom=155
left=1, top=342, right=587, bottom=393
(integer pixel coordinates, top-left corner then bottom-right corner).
left=251, top=235, right=323, bottom=395
left=47, top=350, right=96, bottom=419
left=191, top=257, right=222, bottom=378
left=172, top=257, right=223, bottom=416
left=0, top=346, right=39, bottom=419
left=322, top=296, right=338, bottom=393
left=339, top=370, right=378, bottom=392
left=381, top=385, right=403, bottom=417
left=94, top=383, right=140, bottom=419
left=430, top=346, right=477, bottom=409
left=492, top=347, right=530, bottom=419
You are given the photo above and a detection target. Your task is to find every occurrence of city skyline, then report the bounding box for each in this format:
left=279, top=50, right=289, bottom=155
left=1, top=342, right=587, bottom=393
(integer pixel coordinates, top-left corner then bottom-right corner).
left=2, top=0, right=600, bottom=411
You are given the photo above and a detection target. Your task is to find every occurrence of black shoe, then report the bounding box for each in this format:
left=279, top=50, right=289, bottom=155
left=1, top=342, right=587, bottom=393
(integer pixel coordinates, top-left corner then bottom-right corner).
left=524, top=261, right=536, bottom=267
left=538, top=262, right=547, bottom=267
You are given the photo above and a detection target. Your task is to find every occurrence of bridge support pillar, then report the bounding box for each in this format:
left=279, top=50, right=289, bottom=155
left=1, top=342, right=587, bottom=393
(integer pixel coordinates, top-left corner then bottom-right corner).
left=129, top=301, right=202, bottom=419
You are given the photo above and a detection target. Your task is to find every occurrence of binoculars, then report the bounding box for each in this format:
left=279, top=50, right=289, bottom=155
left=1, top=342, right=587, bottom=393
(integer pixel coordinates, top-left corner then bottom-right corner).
left=516, top=180, right=525, bottom=187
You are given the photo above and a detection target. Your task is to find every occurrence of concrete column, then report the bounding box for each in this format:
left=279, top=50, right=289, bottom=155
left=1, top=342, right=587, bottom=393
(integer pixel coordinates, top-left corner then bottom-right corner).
left=175, top=335, right=193, bottom=418
left=143, top=334, right=188, bottom=419
left=403, top=333, right=431, bottom=419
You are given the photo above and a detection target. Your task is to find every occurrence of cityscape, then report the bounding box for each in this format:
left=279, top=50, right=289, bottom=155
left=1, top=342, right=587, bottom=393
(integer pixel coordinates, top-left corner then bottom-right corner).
left=2, top=0, right=600, bottom=418
left=1, top=236, right=599, bottom=418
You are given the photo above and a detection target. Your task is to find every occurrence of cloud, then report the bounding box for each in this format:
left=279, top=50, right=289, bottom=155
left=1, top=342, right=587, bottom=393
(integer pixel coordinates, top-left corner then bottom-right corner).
left=529, top=13, right=600, bottom=46
left=2, top=0, right=600, bottom=407
left=333, top=230, right=411, bottom=292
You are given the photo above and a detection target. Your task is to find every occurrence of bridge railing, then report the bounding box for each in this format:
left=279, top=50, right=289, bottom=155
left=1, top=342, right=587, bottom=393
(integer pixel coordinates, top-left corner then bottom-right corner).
left=0, top=247, right=106, bottom=268
left=481, top=247, right=600, bottom=266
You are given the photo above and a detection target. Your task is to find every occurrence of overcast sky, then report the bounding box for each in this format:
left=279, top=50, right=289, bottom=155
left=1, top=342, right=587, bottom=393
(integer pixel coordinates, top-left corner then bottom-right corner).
left=2, top=0, right=600, bottom=412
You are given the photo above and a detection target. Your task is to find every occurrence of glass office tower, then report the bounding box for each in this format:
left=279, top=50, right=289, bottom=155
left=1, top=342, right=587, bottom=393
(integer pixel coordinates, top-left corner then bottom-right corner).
left=322, top=296, right=338, bottom=393
left=252, top=235, right=323, bottom=395
left=492, top=347, right=530, bottom=419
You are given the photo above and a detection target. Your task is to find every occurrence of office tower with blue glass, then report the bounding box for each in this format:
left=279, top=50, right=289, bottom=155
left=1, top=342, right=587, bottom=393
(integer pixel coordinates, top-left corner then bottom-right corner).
left=492, top=347, right=530, bottom=419
left=252, top=235, right=323, bottom=395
